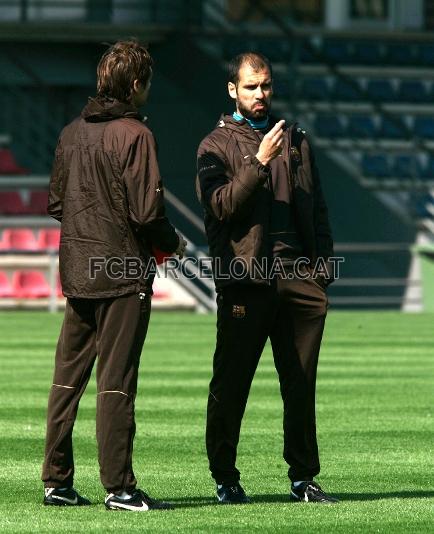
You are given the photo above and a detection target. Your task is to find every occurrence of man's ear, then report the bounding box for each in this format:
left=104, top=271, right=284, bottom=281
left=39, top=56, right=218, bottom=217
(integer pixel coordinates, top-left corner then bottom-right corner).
left=228, top=82, right=237, bottom=100
left=132, top=79, right=142, bottom=94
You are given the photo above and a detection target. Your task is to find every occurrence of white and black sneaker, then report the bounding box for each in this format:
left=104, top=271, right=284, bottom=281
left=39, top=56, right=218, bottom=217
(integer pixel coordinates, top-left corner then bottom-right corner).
left=290, top=481, right=339, bottom=504
left=44, top=487, right=91, bottom=506
left=105, top=489, right=173, bottom=511
left=216, top=483, right=250, bottom=504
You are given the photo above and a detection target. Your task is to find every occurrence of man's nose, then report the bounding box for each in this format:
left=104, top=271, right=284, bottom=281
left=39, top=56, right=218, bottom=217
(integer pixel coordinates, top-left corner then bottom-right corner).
left=254, top=86, right=265, bottom=99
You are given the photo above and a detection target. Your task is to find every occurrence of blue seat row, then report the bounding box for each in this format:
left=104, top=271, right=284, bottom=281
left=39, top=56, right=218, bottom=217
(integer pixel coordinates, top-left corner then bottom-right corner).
left=313, top=114, right=434, bottom=140
left=361, top=154, right=434, bottom=179
left=223, top=38, right=434, bottom=67
left=295, top=78, right=434, bottom=103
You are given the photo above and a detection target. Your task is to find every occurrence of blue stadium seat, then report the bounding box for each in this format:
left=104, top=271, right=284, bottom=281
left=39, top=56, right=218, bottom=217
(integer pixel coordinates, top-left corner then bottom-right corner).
left=366, top=80, right=396, bottom=102
left=299, top=78, right=329, bottom=101
left=385, top=43, right=415, bottom=65
left=412, top=195, right=432, bottom=217
left=323, top=40, right=352, bottom=64
left=362, top=154, right=390, bottom=178
left=347, top=115, right=377, bottom=139
left=379, top=117, right=408, bottom=139
left=255, top=39, right=287, bottom=63
left=314, top=114, right=345, bottom=138
left=420, top=156, right=434, bottom=180
left=418, top=44, right=434, bottom=67
left=333, top=79, right=363, bottom=101
left=352, top=42, right=383, bottom=65
left=414, top=118, right=434, bottom=140
left=299, top=41, right=319, bottom=64
left=273, top=77, right=291, bottom=99
left=397, top=81, right=430, bottom=103
left=391, top=155, right=422, bottom=179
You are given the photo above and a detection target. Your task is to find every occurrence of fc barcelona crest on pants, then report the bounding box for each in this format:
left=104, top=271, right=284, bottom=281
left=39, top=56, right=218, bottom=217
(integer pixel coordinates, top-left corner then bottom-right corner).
left=232, top=305, right=246, bottom=318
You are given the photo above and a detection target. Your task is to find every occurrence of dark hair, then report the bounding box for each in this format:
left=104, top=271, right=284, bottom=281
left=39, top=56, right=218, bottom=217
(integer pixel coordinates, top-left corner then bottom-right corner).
left=227, top=52, right=272, bottom=85
left=97, top=40, right=153, bottom=103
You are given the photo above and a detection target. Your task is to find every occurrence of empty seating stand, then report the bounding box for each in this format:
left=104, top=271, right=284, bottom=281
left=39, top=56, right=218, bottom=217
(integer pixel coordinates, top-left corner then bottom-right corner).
left=12, top=270, right=51, bottom=298
left=362, top=154, right=390, bottom=178
left=0, top=148, right=28, bottom=175
left=0, top=271, right=14, bottom=298
left=0, top=229, right=40, bottom=251
left=0, top=192, right=27, bottom=215
left=28, top=191, right=49, bottom=215
left=348, top=116, right=377, bottom=139
left=38, top=229, right=61, bottom=251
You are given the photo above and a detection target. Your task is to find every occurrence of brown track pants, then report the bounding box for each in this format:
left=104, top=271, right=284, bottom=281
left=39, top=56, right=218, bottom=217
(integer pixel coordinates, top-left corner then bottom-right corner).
left=41, top=292, right=151, bottom=493
left=206, top=275, right=328, bottom=485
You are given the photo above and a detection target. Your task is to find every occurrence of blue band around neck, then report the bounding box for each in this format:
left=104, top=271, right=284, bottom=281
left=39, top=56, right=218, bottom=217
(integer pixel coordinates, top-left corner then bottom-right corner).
left=233, top=111, right=269, bottom=130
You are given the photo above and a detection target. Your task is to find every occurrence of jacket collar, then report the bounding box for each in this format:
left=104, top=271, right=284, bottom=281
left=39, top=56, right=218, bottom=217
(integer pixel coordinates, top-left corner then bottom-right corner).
left=81, top=97, right=142, bottom=123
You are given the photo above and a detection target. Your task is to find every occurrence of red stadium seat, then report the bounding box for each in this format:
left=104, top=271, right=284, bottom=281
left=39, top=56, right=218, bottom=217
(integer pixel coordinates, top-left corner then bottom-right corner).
left=1, top=228, right=40, bottom=251
left=0, top=148, right=29, bottom=175
left=0, top=271, right=14, bottom=298
left=38, top=229, right=61, bottom=251
left=0, top=192, right=27, bottom=215
left=12, top=270, right=51, bottom=298
left=28, top=190, right=49, bottom=215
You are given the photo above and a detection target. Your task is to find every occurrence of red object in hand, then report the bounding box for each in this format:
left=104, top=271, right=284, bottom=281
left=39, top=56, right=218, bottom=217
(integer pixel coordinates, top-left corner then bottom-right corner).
left=152, top=247, right=171, bottom=265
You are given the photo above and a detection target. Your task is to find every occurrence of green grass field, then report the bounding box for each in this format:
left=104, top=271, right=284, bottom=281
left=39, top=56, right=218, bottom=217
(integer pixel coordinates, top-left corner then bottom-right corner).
left=0, top=310, right=433, bottom=533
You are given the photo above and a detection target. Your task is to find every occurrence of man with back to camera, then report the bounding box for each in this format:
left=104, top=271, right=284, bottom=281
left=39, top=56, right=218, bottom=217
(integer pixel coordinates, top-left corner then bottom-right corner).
left=196, top=52, right=338, bottom=504
left=41, top=40, right=186, bottom=512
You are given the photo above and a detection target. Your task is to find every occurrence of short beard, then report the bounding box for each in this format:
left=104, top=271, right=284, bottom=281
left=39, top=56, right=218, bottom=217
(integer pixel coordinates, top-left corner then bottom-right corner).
left=237, top=99, right=269, bottom=121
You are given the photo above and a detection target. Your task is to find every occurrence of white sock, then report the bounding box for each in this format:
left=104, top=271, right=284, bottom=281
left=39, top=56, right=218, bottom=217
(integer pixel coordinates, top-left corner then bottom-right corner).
left=115, top=490, right=133, bottom=500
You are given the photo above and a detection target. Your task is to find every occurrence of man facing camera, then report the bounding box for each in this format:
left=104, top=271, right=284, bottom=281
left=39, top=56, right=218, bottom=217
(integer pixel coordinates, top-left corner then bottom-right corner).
left=42, top=40, right=186, bottom=511
left=196, top=52, right=337, bottom=504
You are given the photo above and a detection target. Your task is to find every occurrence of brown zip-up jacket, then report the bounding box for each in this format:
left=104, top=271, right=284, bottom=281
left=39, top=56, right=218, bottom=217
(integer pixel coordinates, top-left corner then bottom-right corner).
left=48, top=97, right=179, bottom=298
left=196, top=114, right=334, bottom=289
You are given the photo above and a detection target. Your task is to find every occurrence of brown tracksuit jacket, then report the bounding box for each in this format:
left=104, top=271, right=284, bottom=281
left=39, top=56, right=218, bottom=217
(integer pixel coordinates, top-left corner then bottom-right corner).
left=48, top=97, right=179, bottom=298
left=196, top=114, right=334, bottom=288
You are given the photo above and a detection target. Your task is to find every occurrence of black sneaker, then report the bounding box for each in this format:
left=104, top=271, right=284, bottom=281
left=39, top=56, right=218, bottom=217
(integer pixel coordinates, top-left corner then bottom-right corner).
left=105, top=489, right=173, bottom=511
left=44, top=487, right=91, bottom=506
left=290, top=481, right=339, bottom=504
left=216, top=483, right=250, bottom=504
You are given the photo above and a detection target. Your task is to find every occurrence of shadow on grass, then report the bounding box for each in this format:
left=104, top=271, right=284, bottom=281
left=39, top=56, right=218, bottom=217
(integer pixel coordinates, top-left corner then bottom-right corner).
left=167, top=490, right=434, bottom=508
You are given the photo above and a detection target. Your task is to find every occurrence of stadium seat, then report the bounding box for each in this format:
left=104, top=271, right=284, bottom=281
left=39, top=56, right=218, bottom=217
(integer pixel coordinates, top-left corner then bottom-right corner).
left=323, top=40, right=352, bottom=64
left=391, top=155, right=422, bottom=179
left=352, top=41, right=383, bottom=65
left=12, top=270, right=51, bottom=298
left=299, top=41, right=318, bottom=64
left=333, top=79, right=363, bottom=101
left=38, top=229, right=61, bottom=251
left=299, top=78, right=329, bottom=101
left=0, top=192, right=27, bottom=215
left=385, top=43, right=415, bottom=65
left=347, top=115, right=377, bottom=139
left=397, top=80, right=430, bottom=103
left=366, top=80, right=396, bottom=103
left=414, top=118, right=434, bottom=140
left=0, top=148, right=29, bottom=174
left=0, top=271, right=14, bottom=298
left=1, top=228, right=39, bottom=251
left=28, top=190, right=49, bottom=215
left=273, top=77, right=291, bottom=99
left=314, top=114, right=345, bottom=138
left=417, top=44, right=434, bottom=67
left=420, top=156, right=434, bottom=180
left=361, top=154, right=390, bottom=178
left=379, top=117, right=408, bottom=139
left=255, top=38, right=287, bottom=63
